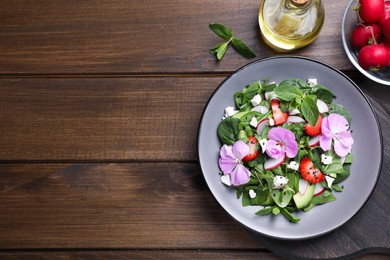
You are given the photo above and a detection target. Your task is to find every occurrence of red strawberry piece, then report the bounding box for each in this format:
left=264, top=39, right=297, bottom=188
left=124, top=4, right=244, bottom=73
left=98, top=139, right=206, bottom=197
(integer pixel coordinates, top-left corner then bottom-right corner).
left=299, top=157, right=325, bottom=184
left=242, top=136, right=259, bottom=162
left=270, top=99, right=288, bottom=125
left=304, top=114, right=322, bottom=137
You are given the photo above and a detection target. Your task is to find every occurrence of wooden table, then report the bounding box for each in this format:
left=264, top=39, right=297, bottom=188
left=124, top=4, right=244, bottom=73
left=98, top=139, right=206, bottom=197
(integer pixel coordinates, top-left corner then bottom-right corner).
left=1, top=1, right=389, bottom=259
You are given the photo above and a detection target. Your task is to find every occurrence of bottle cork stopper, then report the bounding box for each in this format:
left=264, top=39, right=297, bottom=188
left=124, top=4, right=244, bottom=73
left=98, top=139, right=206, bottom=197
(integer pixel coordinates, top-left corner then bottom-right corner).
left=291, top=0, right=309, bottom=6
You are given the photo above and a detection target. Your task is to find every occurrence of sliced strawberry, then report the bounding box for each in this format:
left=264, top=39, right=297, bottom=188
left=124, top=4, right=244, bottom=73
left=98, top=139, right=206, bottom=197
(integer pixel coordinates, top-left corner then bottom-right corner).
left=270, top=99, right=288, bottom=125
left=303, top=114, right=322, bottom=137
left=242, top=136, right=259, bottom=162
left=299, top=157, right=325, bottom=184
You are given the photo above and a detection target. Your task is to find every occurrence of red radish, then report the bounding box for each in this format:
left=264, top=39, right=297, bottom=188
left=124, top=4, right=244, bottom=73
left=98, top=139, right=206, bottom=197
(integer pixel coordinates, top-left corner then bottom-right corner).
left=382, top=38, right=390, bottom=65
left=359, top=0, right=385, bottom=23
left=264, top=156, right=285, bottom=170
left=251, top=105, right=268, bottom=114
left=256, top=118, right=270, bottom=135
left=382, top=17, right=390, bottom=41
left=298, top=179, right=325, bottom=196
left=242, top=136, right=260, bottom=162
left=351, top=23, right=382, bottom=49
left=264, top=91, right=277, bottom=100
left=308, top=135, right=321, bottom=147
left=358, top=44, right=389, bottom=70
left=316, top=99, right=329, bottom=113
left=314, top=185, right=326, bottom=196
left=287, top=115, right=305, bottom=125
left=379, top=1, right=390, bottom=26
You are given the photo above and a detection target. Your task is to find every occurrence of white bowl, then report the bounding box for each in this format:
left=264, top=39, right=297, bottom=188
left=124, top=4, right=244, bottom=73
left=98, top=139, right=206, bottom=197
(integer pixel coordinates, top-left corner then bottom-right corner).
left=342, top=0, right=390, bottom=85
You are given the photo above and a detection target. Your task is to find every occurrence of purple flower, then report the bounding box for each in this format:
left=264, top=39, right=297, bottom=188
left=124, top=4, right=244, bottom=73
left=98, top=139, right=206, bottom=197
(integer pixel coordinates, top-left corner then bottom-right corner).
left=320, top=113, right=354, bottom=157
left=265, top=128, right=298, bottom=159
left=219, top=140, right=251, bottom=186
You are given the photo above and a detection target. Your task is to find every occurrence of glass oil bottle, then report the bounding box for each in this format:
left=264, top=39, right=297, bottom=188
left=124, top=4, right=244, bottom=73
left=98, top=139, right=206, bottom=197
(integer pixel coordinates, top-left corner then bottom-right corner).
left=258, top=0, right=325, bottom=52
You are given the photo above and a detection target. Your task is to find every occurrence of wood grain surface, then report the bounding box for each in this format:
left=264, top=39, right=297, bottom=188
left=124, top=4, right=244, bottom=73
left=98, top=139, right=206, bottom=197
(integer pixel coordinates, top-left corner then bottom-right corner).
left=0, top=0, right=351, bottom=75
left=0, top=0, right=389, bottom=259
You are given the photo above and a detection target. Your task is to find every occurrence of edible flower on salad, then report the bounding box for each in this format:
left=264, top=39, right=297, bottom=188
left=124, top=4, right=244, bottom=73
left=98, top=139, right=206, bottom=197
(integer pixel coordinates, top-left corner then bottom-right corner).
left=265, top=128, right=298, bottom=159
left=320, top=113, right=354, bottom=157
left=219, top=140, right=251, bottom=186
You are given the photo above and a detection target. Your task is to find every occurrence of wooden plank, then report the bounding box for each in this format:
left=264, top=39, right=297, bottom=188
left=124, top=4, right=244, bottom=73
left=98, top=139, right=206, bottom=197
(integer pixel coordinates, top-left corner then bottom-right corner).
left=0, top=162, right=261, bottom=249
left=0, top=77, right=221, bottom=161
left=0, top=250, right=388, bottom=259
left=0, top=250, right=283, bottom=259
left=0, top=0, right=353, bottom=74
left=0, top=251, right=388, bottom=259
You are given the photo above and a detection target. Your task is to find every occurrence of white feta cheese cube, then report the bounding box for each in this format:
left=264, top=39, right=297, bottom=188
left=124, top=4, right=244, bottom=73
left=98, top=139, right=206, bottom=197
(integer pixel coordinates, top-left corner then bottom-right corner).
left=321, top=154, right=333, bottom=165
left=250, top=94, right=262, bottom=107
left=249, top=116, right=258, bottom=128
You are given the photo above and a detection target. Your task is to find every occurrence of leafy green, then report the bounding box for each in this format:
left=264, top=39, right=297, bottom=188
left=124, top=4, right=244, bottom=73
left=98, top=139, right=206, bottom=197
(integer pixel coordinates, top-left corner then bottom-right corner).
left=274, top=82, right=303, bottom=101
left=303, top=190, right=336, bottom=212
left=217, top=117, right=240, bottom=145
left=271, top=188, right=294, bottom=208
left=209, top=23, right=255, bottom=60
left=279, top=78, right=308, bottom=90
left=208, top=23, right=233, bottom=40
left=231, top=37, right=256, bottom=58
left=323, top=162, right=344, bottom=175
left=310, top=85, right=334, bottom=103
left=280, top=208, right=300, bottom=223
left=234, top=81, right=261, bottom=109
left=334, top=164, right=351, bottom=184
left=216, top=42, right=229, bottom=60
left=301, top=95, right=319, bottom=126
left=255, top=207, right=274, bottom=216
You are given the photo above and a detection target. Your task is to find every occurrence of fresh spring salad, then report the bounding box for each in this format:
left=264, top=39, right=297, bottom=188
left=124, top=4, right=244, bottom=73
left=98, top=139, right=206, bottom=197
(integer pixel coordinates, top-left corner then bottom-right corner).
left=217, top=78, right=354, bottom=222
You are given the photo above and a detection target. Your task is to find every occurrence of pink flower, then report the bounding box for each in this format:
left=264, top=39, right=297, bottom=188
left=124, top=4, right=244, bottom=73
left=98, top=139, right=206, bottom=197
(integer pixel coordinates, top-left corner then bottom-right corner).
left=265, top=128, right=298, bottom=159
left=320, top=113, right=354, bottom=157
left=219, top=140, right=251, bottom=186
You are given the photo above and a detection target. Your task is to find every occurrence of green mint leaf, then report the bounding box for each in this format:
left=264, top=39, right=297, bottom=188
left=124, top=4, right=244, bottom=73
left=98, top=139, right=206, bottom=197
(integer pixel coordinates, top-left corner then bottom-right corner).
left=209, top=23, right=233, bottom=41
left=255, top=207, right=273, bottom=216
left=231, top=37, right=256, bottom=58
left=209, top=42, right=226, bottom=54
left=303, top=191, right=336, bottom=212
left=217, top=117, right=240, bottom=145
left=280, top=208, right=300, bottom=223
left=216, top=42, right=229, bottom=60
left=279, top=78, right=309, bottom=90
left=271, top=189, right=293, bottom=208
left=310, top=85, right=335, bottom=103
left=274, top=83, right=303, bottom=101
left=324, top=162, right=344, bottom=175
left=301, top=95, right=319, bottom=126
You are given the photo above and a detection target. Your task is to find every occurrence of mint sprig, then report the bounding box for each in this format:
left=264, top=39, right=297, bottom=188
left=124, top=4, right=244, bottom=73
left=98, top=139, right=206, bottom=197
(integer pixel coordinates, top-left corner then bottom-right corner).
left=209, top=23, right=256, bottom=61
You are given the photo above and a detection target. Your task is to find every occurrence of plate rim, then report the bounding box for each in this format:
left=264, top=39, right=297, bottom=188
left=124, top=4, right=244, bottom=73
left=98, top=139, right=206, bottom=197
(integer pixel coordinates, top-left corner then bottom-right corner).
left=197, top=55, right=383, bottom=240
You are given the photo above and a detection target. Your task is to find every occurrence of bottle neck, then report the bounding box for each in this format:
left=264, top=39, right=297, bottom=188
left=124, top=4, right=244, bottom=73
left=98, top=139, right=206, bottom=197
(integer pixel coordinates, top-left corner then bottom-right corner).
left=290, top=0, right=313, bottom=7
left=282, top=0, right=314, bottom=14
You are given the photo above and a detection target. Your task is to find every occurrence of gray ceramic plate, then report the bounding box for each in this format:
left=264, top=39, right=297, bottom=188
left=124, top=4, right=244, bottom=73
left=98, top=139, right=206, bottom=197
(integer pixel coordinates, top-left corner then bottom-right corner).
left=198, top=56, right=382, bottom=240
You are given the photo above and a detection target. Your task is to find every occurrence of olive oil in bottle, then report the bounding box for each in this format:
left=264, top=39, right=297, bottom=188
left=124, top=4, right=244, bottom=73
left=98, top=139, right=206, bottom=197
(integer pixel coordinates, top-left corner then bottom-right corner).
left=258, top=0, right=324, bottom=52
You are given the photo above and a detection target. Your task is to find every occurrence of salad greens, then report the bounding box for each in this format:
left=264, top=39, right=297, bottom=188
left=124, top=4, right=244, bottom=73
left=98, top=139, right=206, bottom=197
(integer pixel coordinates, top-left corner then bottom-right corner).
left=209, top=23, right=256, bottom=60
left=217, top=78, right=354, bottom=222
